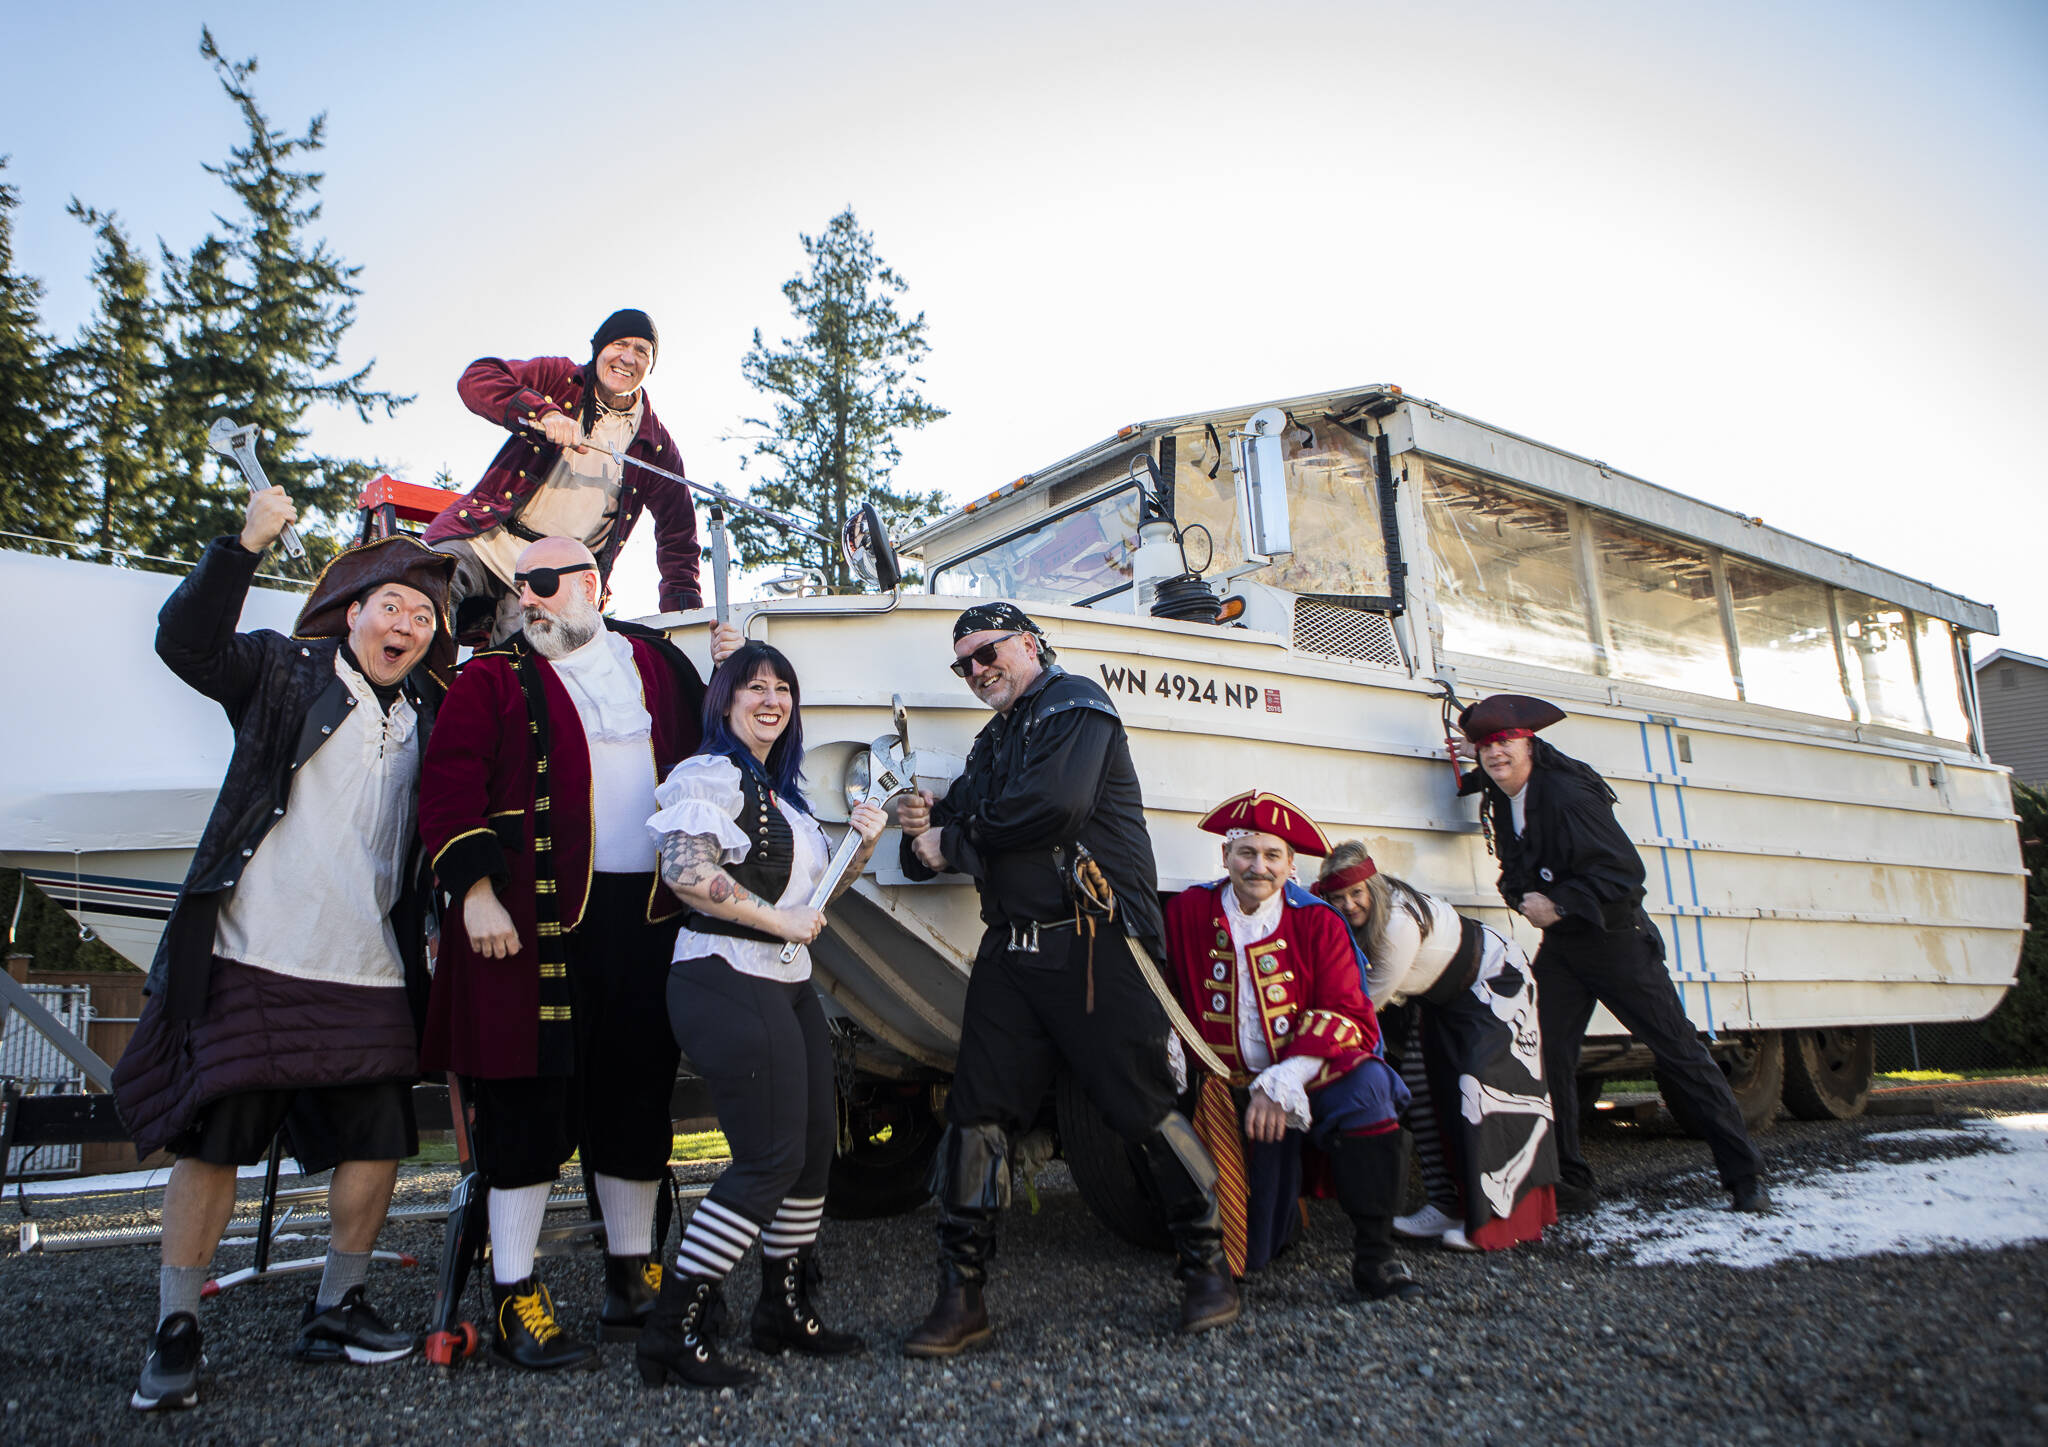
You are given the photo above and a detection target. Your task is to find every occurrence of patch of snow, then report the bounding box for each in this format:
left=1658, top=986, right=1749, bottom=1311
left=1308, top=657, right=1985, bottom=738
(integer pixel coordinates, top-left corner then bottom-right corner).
left=1584, top=1114, right=2048, bottom=1268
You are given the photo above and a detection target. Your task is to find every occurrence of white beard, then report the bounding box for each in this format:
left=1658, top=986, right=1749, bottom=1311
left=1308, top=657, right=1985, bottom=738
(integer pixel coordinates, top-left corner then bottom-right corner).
left=527, top=597, right=601, bottom=659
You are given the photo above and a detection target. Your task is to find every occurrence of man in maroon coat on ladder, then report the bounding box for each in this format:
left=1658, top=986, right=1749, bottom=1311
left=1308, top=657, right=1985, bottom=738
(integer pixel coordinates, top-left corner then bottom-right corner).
left=424, top=308, right=703, bottom=643
left=418, top=536, right=706, bottom=1370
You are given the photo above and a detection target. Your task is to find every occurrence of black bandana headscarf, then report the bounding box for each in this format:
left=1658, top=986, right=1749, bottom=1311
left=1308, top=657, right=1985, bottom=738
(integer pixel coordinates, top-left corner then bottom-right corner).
left=952, top=601, right=1044, bottom=642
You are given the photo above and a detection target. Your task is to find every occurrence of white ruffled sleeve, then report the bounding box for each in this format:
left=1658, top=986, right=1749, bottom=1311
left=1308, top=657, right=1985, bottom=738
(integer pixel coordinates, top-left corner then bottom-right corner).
left=1368, top=906, right=1424, bottom=1009
left=647, top=756, right=752, bottom=862
left=1250, top=1055, right=1322, bottom=1133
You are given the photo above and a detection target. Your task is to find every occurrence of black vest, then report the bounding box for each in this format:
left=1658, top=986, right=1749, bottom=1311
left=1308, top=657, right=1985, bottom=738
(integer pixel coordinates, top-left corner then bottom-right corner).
left=685, top=755, right=798, bottom=945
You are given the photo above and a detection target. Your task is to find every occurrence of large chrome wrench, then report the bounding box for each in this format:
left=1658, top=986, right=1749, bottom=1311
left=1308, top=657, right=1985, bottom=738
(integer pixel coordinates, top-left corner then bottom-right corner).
left=208, top=418, right=307, bottom=561
left=778, top=734, right=915, bottom=963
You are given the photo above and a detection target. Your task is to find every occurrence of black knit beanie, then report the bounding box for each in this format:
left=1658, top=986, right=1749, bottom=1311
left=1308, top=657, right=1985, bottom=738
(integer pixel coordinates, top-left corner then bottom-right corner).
left=590, top=308, right=658, bottom=363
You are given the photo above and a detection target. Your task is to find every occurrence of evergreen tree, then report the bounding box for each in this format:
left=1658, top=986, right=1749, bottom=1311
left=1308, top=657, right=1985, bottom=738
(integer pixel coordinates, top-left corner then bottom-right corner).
left=736, top=208, right=947, bottom=591
left=58, top=202, right=166, bottom=562
left=151, top=29, right=410, bottom=569
left=0, top=156, right=87, bottom=555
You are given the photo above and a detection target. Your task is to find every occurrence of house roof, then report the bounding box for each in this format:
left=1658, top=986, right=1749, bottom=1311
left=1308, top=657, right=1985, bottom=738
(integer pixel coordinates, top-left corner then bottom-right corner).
left=1974, top=649, right=2048, bottom=673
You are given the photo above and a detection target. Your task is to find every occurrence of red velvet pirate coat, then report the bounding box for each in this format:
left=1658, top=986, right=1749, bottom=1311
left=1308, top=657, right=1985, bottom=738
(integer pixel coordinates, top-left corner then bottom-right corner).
left=1163, top=880, right=1382, bottom=1086
left=417, top=621, right=702, bottom=1078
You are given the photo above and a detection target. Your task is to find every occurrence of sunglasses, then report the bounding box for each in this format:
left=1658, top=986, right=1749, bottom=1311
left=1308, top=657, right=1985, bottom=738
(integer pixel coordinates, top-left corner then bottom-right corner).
left=949, top=630, right=1025, bottom=678
left=513, top=562, right=596, bottom=598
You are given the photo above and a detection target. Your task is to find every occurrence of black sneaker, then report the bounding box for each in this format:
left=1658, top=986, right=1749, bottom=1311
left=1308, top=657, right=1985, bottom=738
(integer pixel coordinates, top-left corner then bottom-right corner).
left=291, top=1286, right=417, bottom=1364
left=131, top=1312, right=202, bottom=1411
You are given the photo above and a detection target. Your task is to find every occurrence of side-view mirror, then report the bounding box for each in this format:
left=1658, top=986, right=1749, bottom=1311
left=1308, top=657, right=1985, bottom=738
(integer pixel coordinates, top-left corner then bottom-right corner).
left=1231, top=406, right=1292, bottom=565
left=842, top=501, right=901, bottom=592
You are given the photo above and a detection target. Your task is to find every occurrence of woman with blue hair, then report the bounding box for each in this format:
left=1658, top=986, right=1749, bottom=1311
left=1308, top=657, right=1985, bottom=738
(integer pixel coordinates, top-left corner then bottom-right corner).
left=638, top=641, right=887, bottom=1389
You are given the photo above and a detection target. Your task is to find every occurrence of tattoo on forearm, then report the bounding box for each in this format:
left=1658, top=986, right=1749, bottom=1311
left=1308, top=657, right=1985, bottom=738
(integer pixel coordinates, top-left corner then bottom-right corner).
left=658, top=831, right=753, bottom=910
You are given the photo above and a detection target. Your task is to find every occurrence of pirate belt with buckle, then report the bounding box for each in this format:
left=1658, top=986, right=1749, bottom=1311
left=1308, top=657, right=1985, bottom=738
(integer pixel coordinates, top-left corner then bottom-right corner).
left=1003, top=917, right=1079, bottom=954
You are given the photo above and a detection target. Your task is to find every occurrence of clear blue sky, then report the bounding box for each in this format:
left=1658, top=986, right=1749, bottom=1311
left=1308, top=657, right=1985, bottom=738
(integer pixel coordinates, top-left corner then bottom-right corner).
left=5, top=1, right=2044, bottom=643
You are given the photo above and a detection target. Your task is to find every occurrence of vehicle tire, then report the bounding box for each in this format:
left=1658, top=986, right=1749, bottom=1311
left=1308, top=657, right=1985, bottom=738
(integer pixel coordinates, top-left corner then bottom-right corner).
left=823, top=1083, right=944, bottom=1220
left=1715, top=1031, right=1783, bottom=1132
left=1782, top=1026, right=1874, bottom=1121
left=1054, top=1071, right=1170, bottom=1251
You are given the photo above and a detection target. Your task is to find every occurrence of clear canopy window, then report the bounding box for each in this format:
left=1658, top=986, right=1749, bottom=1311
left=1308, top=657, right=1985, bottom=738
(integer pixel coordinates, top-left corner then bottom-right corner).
left=1167, top=418, right=1389, bottom=597
left=1837, top=589, right=1928, bottom=732
left=1916, top=615, right=1971, bottom=742
left=929, top=486, right=1142, bottom=605
left=1421, top=462, right=1599, bottom=675
left=1589, top=516, right=1737, bottom=699
left=1725, top=561, right=1851, bottom=720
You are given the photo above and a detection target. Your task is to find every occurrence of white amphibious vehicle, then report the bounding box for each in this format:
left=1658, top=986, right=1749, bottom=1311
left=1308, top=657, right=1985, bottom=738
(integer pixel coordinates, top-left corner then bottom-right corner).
left=1, top=384, right=2021, bottom=1228
left=653, top=383, right=2022, bottom=1221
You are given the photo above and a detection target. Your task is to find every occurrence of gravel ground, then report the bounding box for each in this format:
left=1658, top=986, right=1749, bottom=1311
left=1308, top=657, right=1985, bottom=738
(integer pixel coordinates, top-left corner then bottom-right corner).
left=3, top=1080, right=2045, bottom=1446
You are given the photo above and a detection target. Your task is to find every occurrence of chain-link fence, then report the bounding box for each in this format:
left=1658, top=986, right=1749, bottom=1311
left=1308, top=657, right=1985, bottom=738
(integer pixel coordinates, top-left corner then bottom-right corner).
left=1874, top=1018, right=2035, bottom=1074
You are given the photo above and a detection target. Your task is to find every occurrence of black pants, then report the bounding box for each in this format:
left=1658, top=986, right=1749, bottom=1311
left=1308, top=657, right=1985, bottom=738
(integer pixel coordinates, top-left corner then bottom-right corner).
left=946, top=926, right=1176, bottom=1142
left=1534, top=913, right=1763, bottom=1191
left=468, top=873, right=682, bottom=1188
left=666, top=955, right=835, bottom=1224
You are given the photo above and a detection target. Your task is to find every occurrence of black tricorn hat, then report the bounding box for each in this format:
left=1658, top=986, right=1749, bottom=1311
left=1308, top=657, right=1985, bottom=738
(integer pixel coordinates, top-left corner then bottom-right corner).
left=293, top=534, right=459, bottom=689
left=1458, top=693, right=1567, bottom=744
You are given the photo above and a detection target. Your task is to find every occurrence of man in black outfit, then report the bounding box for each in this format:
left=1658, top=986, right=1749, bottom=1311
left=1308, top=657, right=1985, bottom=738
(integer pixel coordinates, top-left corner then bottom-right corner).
left=1457, top=694, right=1770, bottom=1216
left=895, top=602, right=1239, bottom=1355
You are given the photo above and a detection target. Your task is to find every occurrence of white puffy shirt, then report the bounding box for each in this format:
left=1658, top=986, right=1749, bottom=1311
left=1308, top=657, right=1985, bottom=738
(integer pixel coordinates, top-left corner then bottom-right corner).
left=212, top=654, right=416, bottom=988
left=1365, top=891, right=1467, bottom=1009
left=1220, top=885, right=1323, bottom=1131
left=647, top=755, right=831, bottom=983
left=548, top=628, right=657, bottom=873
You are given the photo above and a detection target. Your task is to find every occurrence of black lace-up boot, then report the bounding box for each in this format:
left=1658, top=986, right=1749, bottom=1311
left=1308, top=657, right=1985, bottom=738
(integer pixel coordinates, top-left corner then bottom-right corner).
left=598, top=1254, right=662, bottom=1341
left=750, top=1249, right=865, bottom=1356
left=636, top=1271, right=756, bottom=1390
left=489, top=1277, right=599, bottom=1371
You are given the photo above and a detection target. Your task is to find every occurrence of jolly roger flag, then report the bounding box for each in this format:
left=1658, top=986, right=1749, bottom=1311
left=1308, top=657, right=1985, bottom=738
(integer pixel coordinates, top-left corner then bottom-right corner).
left=1420, top=959, right=1560, bottom=1247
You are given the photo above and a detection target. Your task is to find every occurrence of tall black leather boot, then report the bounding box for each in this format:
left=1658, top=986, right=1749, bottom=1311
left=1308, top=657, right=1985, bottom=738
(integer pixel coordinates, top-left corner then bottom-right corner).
left=903, top=1123, right=1006, bottom=1358
left=635, top=1270, right=756, bottom=1390
left=751, top=1248, right=865, bottom=1356
left=1137, top=1112, right=1242, bottom=1335
left=598, top=1254, right=661, bottom=1342
left=1329, top=1131, right=1426, bottom=1302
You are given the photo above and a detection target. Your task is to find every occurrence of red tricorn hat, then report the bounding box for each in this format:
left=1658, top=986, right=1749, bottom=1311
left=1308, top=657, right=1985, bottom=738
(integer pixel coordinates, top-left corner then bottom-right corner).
left=1197, top=790, right=1332, bottom=857
left=1458, top=693, right=1566, bottom=747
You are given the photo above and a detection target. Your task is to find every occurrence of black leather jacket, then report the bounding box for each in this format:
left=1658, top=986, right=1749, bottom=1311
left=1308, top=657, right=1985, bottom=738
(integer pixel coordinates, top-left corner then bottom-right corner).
left=903, top=666, right=1163, bottom=947
left=149, top=538, right=439, bottom=1021
left=1460, top=737, right=1647, bottom=936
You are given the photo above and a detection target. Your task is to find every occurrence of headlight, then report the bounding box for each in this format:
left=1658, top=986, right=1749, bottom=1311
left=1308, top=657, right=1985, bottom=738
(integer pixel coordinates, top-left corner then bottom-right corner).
left=843, top=750, right=872, bottom=813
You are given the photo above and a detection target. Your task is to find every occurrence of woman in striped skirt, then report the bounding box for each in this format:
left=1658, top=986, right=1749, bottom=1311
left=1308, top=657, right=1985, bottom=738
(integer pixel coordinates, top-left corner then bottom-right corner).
left=640, top=641, right=887, bottom=1389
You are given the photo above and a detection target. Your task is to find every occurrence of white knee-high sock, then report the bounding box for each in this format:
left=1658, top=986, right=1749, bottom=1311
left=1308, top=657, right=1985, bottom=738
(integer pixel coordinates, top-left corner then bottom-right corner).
left=760, top=1195, right=825, bottom=1259
left=593, top=1174, right=660, bottom=1258
left=672, top=1197, right=760, bottom=1282
left=488, top=1183, right=552, bottom=1285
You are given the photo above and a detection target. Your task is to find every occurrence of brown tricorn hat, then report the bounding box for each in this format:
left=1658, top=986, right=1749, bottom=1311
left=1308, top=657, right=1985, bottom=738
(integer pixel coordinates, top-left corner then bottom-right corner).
left=292, top=534, right=459, bottom=689
left=1458, top=693, right=1567, bottom=745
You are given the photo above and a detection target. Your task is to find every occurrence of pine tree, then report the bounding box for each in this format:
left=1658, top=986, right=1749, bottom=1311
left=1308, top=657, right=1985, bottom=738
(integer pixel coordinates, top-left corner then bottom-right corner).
left=58, top=202, right=166, bottom=562
left=736, top=208, right=948, bottom=591
left=0, top=157, right=87, bottom=555
left=151, top=29, right=411, bottom=569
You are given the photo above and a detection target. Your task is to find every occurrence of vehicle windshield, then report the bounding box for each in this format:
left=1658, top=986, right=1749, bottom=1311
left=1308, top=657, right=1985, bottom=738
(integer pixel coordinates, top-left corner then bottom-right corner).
left=929, top=486, right=1142, bottom=606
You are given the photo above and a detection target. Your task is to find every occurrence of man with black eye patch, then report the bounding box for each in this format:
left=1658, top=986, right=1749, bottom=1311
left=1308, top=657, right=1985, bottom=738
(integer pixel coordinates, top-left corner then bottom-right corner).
left=418, top=535, right=709, bottom=1371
